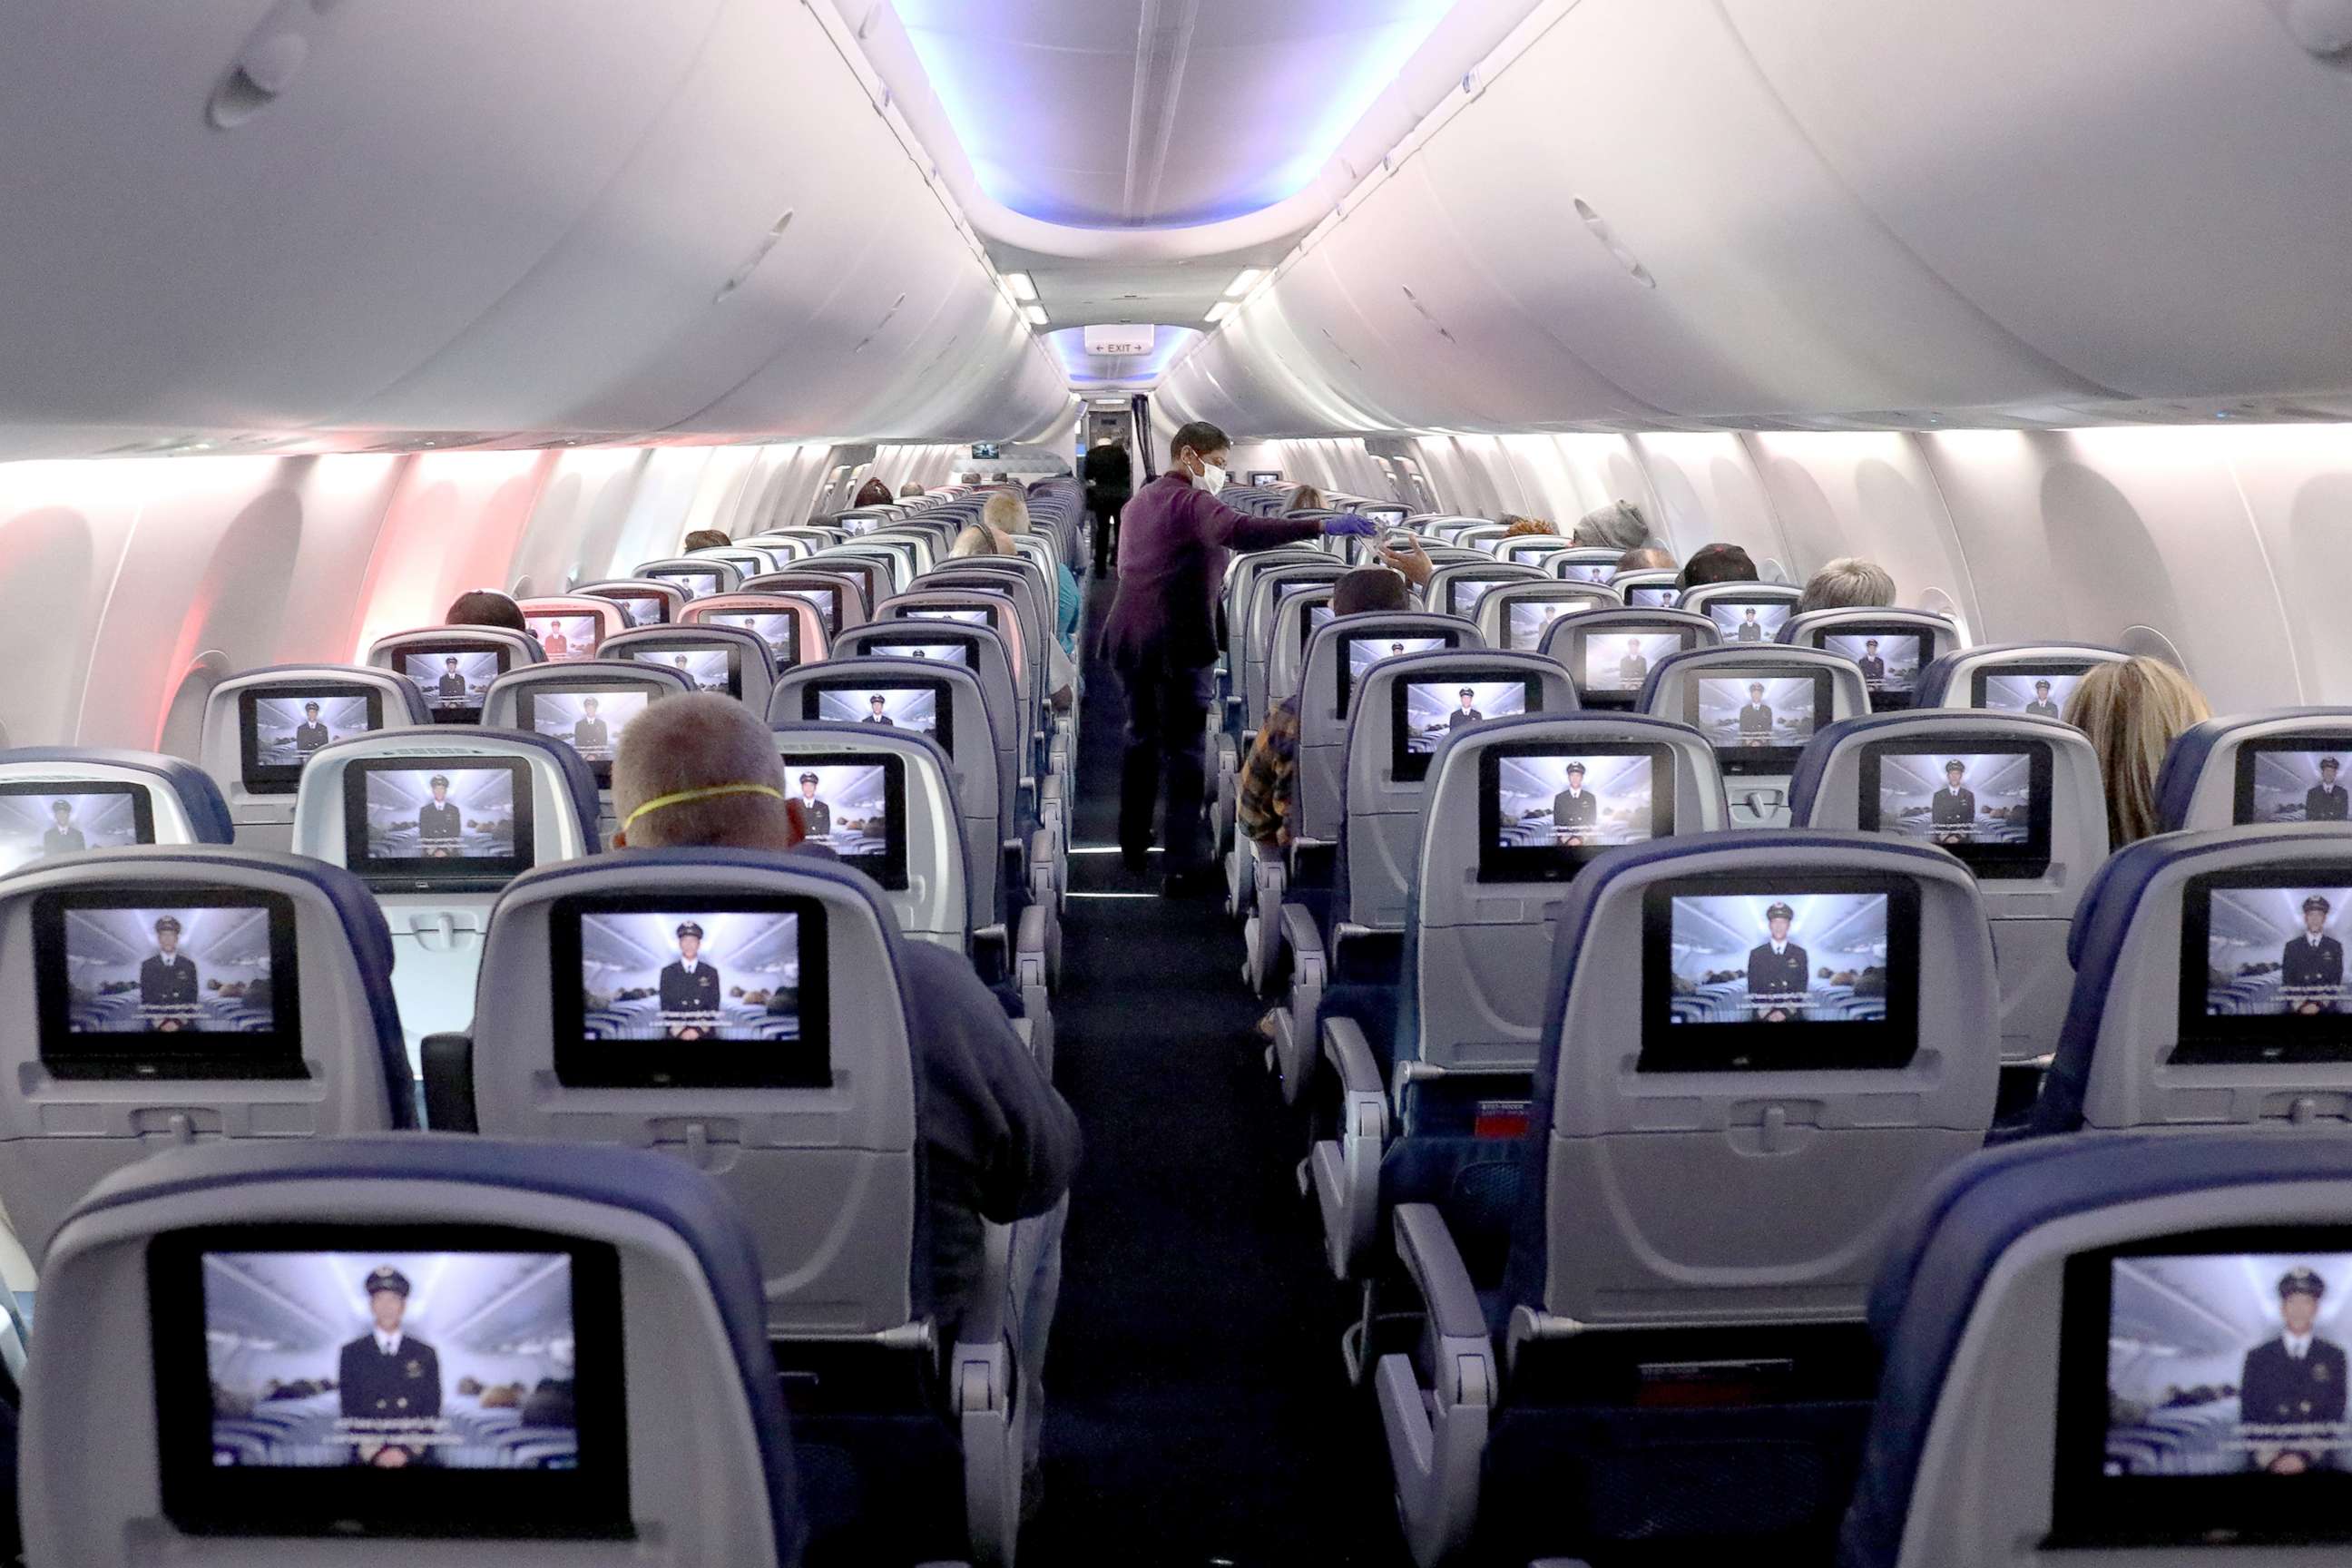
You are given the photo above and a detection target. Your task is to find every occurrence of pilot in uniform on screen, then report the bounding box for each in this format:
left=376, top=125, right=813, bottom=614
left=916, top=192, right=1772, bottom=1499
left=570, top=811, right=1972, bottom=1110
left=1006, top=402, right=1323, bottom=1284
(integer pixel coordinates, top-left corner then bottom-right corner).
left=542, top=622, right=571, bottom=659
left=293, top=701, right=331, bottom=755
left=1446, top=688, right=1484, bottom=730
left=862, top=694, right=895, bottom=726
left=1746, top=902, right=1809, bottom=1022
left=660, top=920, right=723, bottom=1039
left=2239, top=1268, right=2347, bottom=1475
left=42, top=799, right=84, bottom=856
left=1618, top=638, right=1649, bottom=684
left=2308, top=758, right=2349, bottom=821
left=1736, top=606, right=1764, bottom=642
left=1388, top=642, right=1405, bottom=658
left=2024, top=678, right=2063, bottom=720
left=2281, top=895, right=2344, bottom=1012
left=139, top=914, right=201, bottom=1029
left=436, top=656, right=467, bottom=703
left=1858, top=639, right=1886, bottom=684
left=1738, top=681, right=1774, bottom=745
left=1931, top=759, right=1977, bottom=840
left=796, top=771, right=832, bottom=837
left=338, top=1265, right=442, bottom=1468
left=1552, top=762, right=1598, bottom=844
left=572, top=695, right=610, bottom=755
left=417, top=773, right=462, bottom=856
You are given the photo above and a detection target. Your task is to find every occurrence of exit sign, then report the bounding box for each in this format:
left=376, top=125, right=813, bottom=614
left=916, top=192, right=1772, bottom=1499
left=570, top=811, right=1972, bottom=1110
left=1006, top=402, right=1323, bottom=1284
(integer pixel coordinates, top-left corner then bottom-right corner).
left=1083, top=324, right=1155, bottom=357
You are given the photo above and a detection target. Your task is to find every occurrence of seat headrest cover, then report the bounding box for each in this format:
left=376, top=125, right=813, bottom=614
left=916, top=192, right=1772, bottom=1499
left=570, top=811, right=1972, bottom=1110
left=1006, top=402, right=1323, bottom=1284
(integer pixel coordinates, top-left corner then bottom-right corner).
left=1909, top=641, right=2127, bottom=709
left=220, top=664, right=435, bottom=725
left=68, top=1133, right=801, bottom=1563
left=0, top=747, right=234, bottom=844
left=1841, top=1130, right=2352, bottom=1568
left=2155, top=707, right=2352, bottom=833
left=1785, top=710, right=2082, bottom=826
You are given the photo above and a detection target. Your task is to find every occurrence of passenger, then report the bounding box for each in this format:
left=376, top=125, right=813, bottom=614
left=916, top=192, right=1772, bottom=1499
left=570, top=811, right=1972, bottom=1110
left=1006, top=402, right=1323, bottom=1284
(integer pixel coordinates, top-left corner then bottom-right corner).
left=1083, top=437, right=1133, bottom=574
left=1287, top=484, right=1326, bottom=513
left=1573, top=499, right=1651, bottom=552
left=681, top=528, right=731, bottom=553
left=985, top=489, right=1083, bottom=661
left=950, top=523, right=1014, bottom=558
left=1501, top=515, right=1558, bottom=537
left=851, top=477, right=893, bottom=509
left=1796, top=556, right=1896, bottom=612
left=2064, top=656, right=2213, bottom=846
left=1102, top=419, right=1374, bottom=893
left=1677, top=541, right=1759, bottom=591
left=959, top=469, right=984, bottom=485
left=444, top=588, right=528, bottom=632
left=1613, top=544, right=1676, bottom=573
left=900, top=482, right=927, bottom=498
left=1236, top=566, right=1415, bottom=851
left=609, top=692, right=1081, bottom=1483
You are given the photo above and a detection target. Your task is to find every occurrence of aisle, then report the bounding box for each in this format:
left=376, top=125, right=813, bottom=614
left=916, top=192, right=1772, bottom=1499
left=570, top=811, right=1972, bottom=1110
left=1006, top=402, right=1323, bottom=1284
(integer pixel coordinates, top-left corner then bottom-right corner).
left=1018, top=574, right=1408, bottom=1566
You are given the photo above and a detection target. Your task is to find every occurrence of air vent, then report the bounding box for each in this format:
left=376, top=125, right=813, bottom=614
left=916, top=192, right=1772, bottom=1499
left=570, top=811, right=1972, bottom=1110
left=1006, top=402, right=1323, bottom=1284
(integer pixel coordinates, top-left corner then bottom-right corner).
left=714, top=211, right=796, bottom=305
left=1399, top=285, right=1456, bottom=345
left=852, top=293, right=911, bottom=355
left=1572, top=198, right=1657, bottom=289
left=208, top=0, right=338, bottom=130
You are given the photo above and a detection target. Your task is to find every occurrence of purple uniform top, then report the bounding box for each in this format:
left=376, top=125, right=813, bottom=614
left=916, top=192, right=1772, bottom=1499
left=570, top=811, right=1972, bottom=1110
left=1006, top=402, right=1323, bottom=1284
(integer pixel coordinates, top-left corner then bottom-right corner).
left=1102, top=471, right=1325, bottom=669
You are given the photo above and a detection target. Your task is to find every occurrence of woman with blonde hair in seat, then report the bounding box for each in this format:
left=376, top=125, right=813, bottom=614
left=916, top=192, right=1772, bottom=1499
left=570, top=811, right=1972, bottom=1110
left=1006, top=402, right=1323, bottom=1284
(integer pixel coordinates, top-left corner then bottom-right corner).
left=2064, top=656, right=2212, bottom=846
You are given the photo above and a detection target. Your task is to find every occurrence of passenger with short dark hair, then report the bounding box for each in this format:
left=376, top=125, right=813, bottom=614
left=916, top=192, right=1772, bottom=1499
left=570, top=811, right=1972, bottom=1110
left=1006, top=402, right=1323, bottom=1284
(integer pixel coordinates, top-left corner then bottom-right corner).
left=445, top=589, right=527, bottom=632
left=1678, top=542, right=1759, bottom=591
left=1083, top=437, right=1133, bottom=574
left=852, top=477, right=893, bottom=510
left=682, top=528, right=731, bottom=553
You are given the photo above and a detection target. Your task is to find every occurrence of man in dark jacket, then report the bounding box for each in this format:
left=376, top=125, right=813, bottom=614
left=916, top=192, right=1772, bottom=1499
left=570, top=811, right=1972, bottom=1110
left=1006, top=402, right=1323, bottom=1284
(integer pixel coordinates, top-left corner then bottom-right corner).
left=338, top=1265, right=442, bottom=1467
left=2240, top=1267, right=2347, bottom=1473
left=1083, top=437, right=1133, bottom=575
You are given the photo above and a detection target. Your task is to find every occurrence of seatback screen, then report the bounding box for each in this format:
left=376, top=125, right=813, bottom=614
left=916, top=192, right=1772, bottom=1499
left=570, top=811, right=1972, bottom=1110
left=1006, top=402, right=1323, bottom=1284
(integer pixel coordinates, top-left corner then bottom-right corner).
left=643, top=568, right=720, bottom=601
left=590, top=589, right=667, bottom=627
left=2234, top=739, right=2352, bottom=827
left=552, top=895, right=830, bottom=1089
left=1858, top=740, right=2053, bottom=878
left=1480, top=742, right=1671, bottom=883
left=2055, top=1232, right=2352, bottom=1546
left=700, top=611, right=798, bottom=671
left=522, top=613, right=600, bottom=662
left=1443, top=574, right=1520, bottom=621
left=1391, top=676, right=1535, bottom=783
left=0, top=781, right=153, bottom=875
left=2178, top=869, right=2352, bottom=1064
left=1973, top=662, right=2092, bottom=722
left=151, top=1227, right=630, bottom=1538
left=1640, top=875, right=1920, bottom=1071
left=1504, top=597, right=1597, bottom=650
left=1707, top=600, right=1790, bottom=643
left=1555, top=561, right=1613, bottom=585
left=239, top=686, right=384, bottom=793
left=772, top=585, right=839, bottom=635
left=1335, top=632, right=1455, bottom=717
left=622, top=644, right=737, bottom=697
left=1822, top=631, right=1926, bottom=707
left=517, top=687, right=653, bottom=786
left=403, top=649, right=506, bottom=720
left=807, top=681, right=947, bottom=744
left=1623, top=583, right=1680, bottom=609
left=779, top=754, right=908, bottom=890
left=1688, top=670, right=1833, bottom=771
left=1577, top=631, right=1683, bottom=699
left=864, top=640, right=969, bottom=668
left=34, top=889, right=303, bottom=1079
left=341, top=759, right=534, bottom=889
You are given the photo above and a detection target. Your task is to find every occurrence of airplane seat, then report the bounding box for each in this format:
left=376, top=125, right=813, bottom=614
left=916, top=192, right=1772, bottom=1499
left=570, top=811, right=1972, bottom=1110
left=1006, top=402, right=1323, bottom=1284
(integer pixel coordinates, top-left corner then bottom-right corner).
left=1494, top=535, right=1577, bottom=572
left=365, top=625, right=546, bottom=726
left=1426, top=561, right=1547, bottom=626
left=0, top=747, right=235, bottom=871
left=2156, top=706, right=2352, bottom=831
left=480, top=661, right=696, bottom=838
left=805, top=548, right=900, bottom=607
left=1609, top=567, right=1682, bottom=610
left=739, top=568, right=875, bottom=636
left=633, top=555, right=746, bottom=602
left=21, top=1133, right=803, bottom=1568
left=693, top=544, right=786, bottom=579
left=1840, top=1130, right=2352, bottom=1568
left=1640, top=645, right=1873, bottom=827
left=1680, top=580, right=1806, bottom=647
left=574, top=576, right=690, bottom=629
left=601, top=622, right=777, bottom=714
left=678, top=592, right=830, bottom=675
left=1213, top=558, right=1348, bottom=848
left=2026, top=823, right=2352, bottom=1139
left=460, top=849, right=1018, bottom=1566
left=1911, top=641, right=2132, bottom=715
left=1371, top=830, right=1999, bottom=1567
left=199, top=666, right=433, bottom=851
left=877, top=587, right=1045, bottom=792
left=1477, top=581, right=1620, bottom=652
left=1779, top=607, right=1966, bottom=713
left=1543, top=546, right=1624, bottom=587
left=515, top=595, right=629, bottom=664
left=918, top=561, right=1067, bottom=772
left=1259, top=585, right=1337, bottom=726
left=0, top=845, right=415, bottom=1269
left=1536, top=606, right=1719, bottom=710
left=288, top=729, right=599, bottom=1077
left=1240, top=561, right=1348, bottom=730
left=1789, top=710, right=2110, bottom=1120
left=1308, top=710, right=1724, bottom=1279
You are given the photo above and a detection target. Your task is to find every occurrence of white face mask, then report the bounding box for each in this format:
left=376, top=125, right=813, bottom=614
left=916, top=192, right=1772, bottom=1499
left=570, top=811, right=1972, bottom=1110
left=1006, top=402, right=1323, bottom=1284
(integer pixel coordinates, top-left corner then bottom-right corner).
left=1192, top=456, right=1227, bottom=495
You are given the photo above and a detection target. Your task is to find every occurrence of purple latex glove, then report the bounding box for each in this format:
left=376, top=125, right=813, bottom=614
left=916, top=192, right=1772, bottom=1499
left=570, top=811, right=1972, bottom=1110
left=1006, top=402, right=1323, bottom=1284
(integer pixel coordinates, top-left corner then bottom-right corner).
left=1321, top=515, right=1377, bottom=538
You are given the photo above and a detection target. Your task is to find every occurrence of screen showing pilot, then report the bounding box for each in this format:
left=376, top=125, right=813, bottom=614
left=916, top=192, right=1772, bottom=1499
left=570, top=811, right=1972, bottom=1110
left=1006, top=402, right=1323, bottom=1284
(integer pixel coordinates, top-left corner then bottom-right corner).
left=418, top=773, right=462, bottom=857
left=1858, top=638, right=1886, bottom=684
left=2282, top=894, right=2344, bottom=1013
left=293, top=701, right=330, bottom=754
left=796, top=770, right=832, bottom=836
left=42, top=799, right=83, bottom=856
left=1738, top=681, right=1773, bottom=744
left=542, top=622, right=571, bottom=659
left=140, top=914, right=199, bottom=1029
left=338, top=1265, right=441, bottom=1468
left=2240, top=1267, right=2347, bottom=1474
left=1931, top=759, right=1977, bottom=841
left=1746, top=901, right=1808, bottom=1021
left=1389, top=642, right=1405, bottom=657
left=572, top=696, right=609, bottom=754
left=1447, top=687, right=1484, bottom=730
left=1618, top=637, right=1649, bottom=684
left=1736, top=606, right=1764, bottom=642
left=436, top=656, right=467, bottom=702
left=2024, top=678, right=2062, bottom=720
left=660, top=920, right=722, bottom=1038
left=1553, top=761, right=1597, bottom=845
left=862, top=694, right=895, bottom=726
left=2311, top=758, right=2349, bottom=822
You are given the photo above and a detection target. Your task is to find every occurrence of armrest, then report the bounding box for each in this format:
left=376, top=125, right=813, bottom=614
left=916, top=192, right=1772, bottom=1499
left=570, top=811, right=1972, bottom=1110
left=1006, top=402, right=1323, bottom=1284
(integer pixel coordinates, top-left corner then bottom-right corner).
left=1027, top=826, right=1058, bottom=907
left=1270, top=901, right=1328, bottom=1103
left=1310, top=1016, right=1391, bottom=1279
left=420, top=1033, right=477, bottom=1133
left=1393, top=1203, right=1492, bottom=1351
left=1375, top=1204, right=1495, bottom=1566
left=1015, top=902, right=1058, bottom=993
left=1243, top=838, right=1288, bottom=995
left=951, top=1221, right=1018, bottom=1567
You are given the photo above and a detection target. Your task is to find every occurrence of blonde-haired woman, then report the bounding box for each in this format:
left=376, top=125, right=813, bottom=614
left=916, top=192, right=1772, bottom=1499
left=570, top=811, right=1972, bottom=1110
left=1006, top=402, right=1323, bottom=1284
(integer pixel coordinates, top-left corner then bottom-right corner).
left=2064, top=657, right=2212, bottom=846
left=982, top=490, right=1082, bottom=662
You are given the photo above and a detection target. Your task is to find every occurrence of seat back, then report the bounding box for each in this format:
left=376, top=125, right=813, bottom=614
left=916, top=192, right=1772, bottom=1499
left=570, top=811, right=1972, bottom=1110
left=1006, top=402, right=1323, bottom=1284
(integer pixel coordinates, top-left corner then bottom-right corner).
left=200, top=666, right=433, bottom=850
left=1293, top=612, right=1483, bottom=844
left=517, top=595, right=630, bottom=665
left=1242, top=563, right=1348, bottom=729
left=479, top=662, right=697, bottom=828
left=23, top=1135, right=801, bottom=1568
left=1611, top=567, right=1681, bottom=609
left=1506, top=831, right=1999, bottom=1327
left=0, top=747, right=232, bottom=876
left=830, top=622, right=1024, bottom=811
left=1539, top=607, right=1720, bottom=709
left=735, top=532, right=813, bottom=564
left=2034, top=824, right=2352, bottom=1135
left=2157, top=707, right=2352, bottom=832
left=365, top=627, right=545, bottom=725
left=289, top=730, right=600, bottom=1063
left=1408, top=714, right=1727, bottom=1068
left=1494, top=535, right=1578, bottom=571
left=633, top=555, right=744, bottom=601
left=805, top=548, right=899, bottom=606
left=471, top=851, right=919, bottom=1338
left=575, top=577, right=689, bottom=628
left=694, top=545, right=784, bottom=579
left=1915, top=640, right=2129, bottom=721
left=1843, top=1131, right=2352, bottom=1568
left=1789, top=711, right=2111, bottom=1068
left=1220, top=546, right=1328, bottom=652
left=918, top=568, right=1053, bottom=717
left=1545, top=546, right=1622, bottom=585
left=601, top=623, right=777, bottom=713
left=1480, top=581, right=1622, bottom=651
left=0, top=847, right=414, bottom=1263
left=1428, top=561, right=1546, bottom=624
left=1264, top=584, right=1338, bottom=716
left=1682, top=581, right=1804, bottom=647
left=1779, top=607, right=1965, bottom=712
left=772, top=722, right=968, bottom=951
left=680, top=593, right=830, bottom=675
left=1642, top=645, right=1874, bottom=827
left=739, top=569, right=872, bottom=637
left=877, top=589, right=1035, bottom=729
left=1340, top=652, right=1580, bottom=931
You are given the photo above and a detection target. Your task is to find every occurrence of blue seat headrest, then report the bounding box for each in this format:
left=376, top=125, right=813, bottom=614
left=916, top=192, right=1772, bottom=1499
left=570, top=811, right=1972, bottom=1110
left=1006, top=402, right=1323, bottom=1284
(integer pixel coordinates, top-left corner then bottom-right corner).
left=0, top=747, right=234, bottom=844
